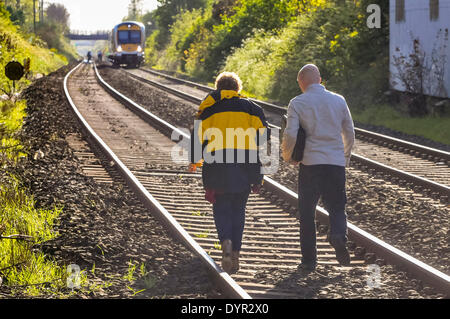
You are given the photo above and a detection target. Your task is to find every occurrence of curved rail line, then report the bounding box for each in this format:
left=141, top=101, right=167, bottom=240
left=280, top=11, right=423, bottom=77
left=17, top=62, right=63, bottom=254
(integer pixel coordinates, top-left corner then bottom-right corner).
left=108, top=66, right=450, bottom=296
left=137, top=67, right=450, bottom=162
left=65, top=62, right=450, bottom=297
left=64, top=62, right=250, bottom=299
left=124, top=67, right=450, bottom=200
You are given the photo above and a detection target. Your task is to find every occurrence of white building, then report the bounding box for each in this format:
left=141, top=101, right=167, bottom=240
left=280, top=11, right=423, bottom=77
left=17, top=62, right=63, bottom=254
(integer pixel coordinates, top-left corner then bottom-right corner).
left=390, top=0, right=450, bottom=98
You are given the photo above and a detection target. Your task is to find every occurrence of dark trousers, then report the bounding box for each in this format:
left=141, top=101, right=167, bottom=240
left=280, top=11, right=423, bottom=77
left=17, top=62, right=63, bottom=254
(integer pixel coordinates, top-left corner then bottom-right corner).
left=298, top=164, right=348, bottom=264
left=213, top=191, right=250, bottom=251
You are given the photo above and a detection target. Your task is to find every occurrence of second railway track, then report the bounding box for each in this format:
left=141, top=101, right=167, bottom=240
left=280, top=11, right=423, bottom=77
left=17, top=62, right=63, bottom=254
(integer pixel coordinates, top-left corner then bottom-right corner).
left=124, top=67, right=450, bottom=200
left=66, top=62, right=449, bottom=298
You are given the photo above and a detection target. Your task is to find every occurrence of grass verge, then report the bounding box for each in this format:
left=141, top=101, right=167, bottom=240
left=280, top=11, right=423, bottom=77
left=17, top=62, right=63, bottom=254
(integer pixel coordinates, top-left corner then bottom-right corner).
left=353, top=104, right=450, bottom=146
left=0, top=99, right=74, bottom=297
left=146, top=67, right=449, bottom=146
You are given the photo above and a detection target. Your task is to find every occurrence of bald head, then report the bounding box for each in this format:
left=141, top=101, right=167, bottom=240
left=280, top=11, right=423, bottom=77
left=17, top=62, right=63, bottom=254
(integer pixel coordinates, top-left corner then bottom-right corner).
left=297, top=64, right=321, bottom=92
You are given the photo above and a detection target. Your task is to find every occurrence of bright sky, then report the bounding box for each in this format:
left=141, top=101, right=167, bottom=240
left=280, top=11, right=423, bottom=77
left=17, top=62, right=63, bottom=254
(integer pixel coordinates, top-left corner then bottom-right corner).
left=47, top=0, right=159, bottom=32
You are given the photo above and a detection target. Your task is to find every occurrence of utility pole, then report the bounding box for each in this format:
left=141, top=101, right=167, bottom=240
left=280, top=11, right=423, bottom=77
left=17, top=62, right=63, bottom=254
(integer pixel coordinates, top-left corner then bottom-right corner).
left=39, top=0, right=44, bottom=23
left=33, top=0, right=36, bottom=33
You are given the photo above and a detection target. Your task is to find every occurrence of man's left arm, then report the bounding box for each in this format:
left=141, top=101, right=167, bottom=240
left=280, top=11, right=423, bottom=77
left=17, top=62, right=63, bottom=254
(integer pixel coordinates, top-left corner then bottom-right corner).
left=341, top=99, right=355, bottom=167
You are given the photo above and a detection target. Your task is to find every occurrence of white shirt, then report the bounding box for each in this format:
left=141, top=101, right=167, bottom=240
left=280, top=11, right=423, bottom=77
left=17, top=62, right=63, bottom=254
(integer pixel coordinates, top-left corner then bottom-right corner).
left=281, top=84, right=355, bottom=167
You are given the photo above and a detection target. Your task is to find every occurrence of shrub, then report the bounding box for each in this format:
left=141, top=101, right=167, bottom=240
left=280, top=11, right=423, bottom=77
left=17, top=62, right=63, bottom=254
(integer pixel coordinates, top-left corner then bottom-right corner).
left=158, top=8, right=206, bottom=72
left=0, top=10, right=68, bottom=94
left=222, top=1, right=389, bottom=107
left=222, top=30, right=284, bottom=99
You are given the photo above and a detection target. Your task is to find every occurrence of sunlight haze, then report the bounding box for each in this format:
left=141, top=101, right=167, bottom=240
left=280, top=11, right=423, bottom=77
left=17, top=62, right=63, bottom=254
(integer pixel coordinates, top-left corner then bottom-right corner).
left=47, top=0, right=158, bottom=32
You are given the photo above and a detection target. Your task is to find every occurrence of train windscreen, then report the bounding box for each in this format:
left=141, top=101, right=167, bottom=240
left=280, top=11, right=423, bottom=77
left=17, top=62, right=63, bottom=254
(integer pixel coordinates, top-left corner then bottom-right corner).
left=118, top=30, right=141, bottom=44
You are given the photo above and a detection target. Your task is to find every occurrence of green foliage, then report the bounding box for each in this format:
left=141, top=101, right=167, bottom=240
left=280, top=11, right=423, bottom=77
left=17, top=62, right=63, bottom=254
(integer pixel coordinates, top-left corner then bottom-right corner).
left=223, top=29, right=283, bottom=99
left=145, top=30, right=163, bottom=67
left=6, top=5, right=25, bottom=25
left=35, top=20, right=78, bottom=61
left=0, top=100, right=27, bottom=162
left=223, top=0, right=389, bottom=106
left=37, top=3, right=77, bottom=61
left=145, top=0, right=446, bottom=142
left=146, top=0, right=389, bottom=101
left=353, top=104, right=450, bottom=145
left=124, top=0, right=144, bottom=22
left=35, top=21, right=64, bottom=52
left=147, top=0, right=329, bottom=79
left=123, top=260, right=137, bottom=282
left=0, top=5, right=68, bottom=95
left=1, top=99, right=26, bottom=133
left=152, top=0, right=209, bottom=50
left=0, top=98, right=69, bottom=297
left=0, top=1, right=77, bottom=66
left=203, top=0, right=322, bottom=76
left=122, top=260, right=158, bottom=295
left=2, top=0, right=37, bottom=33
left=5, top=252, right=68, bottom=296
left=183, top=16, right=215, bottom=78
left=0, top=2, right=77, bottom=296
left=141, top=10, right=158, bottom=37
left=45, top=3, right=70, bottom=32
left=159, top=8, right=208, bottom=71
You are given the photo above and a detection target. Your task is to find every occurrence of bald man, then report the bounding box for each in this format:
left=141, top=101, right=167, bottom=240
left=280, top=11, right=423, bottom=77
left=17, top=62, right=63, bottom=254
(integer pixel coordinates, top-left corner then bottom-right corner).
left=281, top=64, right=355, bottom=271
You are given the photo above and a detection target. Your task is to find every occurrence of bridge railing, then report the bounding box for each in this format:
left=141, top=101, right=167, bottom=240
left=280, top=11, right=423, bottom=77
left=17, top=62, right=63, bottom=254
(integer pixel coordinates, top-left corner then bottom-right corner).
left=66, top=30, right=110, bottom=41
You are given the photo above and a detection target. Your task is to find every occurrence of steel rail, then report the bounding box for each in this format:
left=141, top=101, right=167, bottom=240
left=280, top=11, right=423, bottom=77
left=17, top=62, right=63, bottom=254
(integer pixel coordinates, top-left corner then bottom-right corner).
left=99, top=64, right=450, bottom=296
left=64, top=62, right=251, bottom=299
left=126, top=68, right=450, bottom=198
left=263, top=178, right=450, bottom=297
left=126, top=70, right=281, bottom=130
left=352, top=154, right=449, bottom=197
left=355, top=128, right=450, bottom=162
left=139, top=67, right=450, bottom=162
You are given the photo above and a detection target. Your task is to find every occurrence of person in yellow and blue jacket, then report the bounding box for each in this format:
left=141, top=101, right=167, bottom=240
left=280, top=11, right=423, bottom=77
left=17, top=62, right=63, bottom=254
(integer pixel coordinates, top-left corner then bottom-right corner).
left=189, top=72, right=269, bottom=274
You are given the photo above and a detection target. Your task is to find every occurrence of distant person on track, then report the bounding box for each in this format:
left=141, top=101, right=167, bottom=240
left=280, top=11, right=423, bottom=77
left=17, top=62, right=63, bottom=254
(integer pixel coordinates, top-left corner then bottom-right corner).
left=97, top=51, right=103, bottom=63
left=189, top=72, right=269, bottom=274
left=281, top=64, right=355, bottom=271
left=87, top=51, right=92, bottom=63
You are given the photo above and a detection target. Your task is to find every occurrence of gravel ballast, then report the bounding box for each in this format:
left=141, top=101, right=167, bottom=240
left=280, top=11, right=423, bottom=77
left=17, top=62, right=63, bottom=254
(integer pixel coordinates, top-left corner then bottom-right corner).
left=98, top=66, right=449, bottom=277
left=1, top=63, right=217, bottom=298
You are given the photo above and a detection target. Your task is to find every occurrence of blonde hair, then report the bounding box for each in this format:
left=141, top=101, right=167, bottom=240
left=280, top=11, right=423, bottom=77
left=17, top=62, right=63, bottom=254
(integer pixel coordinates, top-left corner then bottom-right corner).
left=215, top=72, right=243, bottom=92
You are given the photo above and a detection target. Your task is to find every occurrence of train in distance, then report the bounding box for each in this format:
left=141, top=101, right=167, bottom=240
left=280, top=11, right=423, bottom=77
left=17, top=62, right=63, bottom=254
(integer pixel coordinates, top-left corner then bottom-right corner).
left=108, top=21, right=145, bottom=68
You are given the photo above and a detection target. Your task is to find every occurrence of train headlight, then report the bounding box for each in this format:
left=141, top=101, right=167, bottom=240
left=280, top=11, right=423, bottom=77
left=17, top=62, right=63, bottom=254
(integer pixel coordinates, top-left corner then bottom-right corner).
left=137, top=46, right=142, bottom=53
left=116, top=45, right=122, bottom=53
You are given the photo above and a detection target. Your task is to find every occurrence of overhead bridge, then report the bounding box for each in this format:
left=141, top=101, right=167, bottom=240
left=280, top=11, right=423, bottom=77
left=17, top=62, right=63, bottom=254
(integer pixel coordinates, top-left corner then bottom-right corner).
left=66, top=32, right=110, bottom=41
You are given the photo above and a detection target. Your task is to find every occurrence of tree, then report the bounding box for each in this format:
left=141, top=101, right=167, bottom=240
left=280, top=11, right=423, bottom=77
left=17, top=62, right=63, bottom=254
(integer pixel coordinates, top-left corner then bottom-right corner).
left=141, top=10, right=157, bottom=37
left=5, top=4, right=25, bottom=25
left=211, top=0, right=237, bottom=21
left=127, top=0, right=143, bottom=21
left=152, top=0, right=208, bottom=49
left=45, top=3, right=69, bottom=31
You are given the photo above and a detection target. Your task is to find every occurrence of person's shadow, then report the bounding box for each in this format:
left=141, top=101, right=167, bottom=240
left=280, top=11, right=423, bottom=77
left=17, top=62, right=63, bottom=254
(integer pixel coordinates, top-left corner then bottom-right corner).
left=253, top=264, right=347, bottom=299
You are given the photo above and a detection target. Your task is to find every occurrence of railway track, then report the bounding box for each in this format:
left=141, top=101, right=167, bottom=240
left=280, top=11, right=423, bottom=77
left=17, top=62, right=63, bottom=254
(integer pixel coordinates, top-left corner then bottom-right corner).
left=124, top=67, right=450, bottom=201
left=65, top=62, right=449, bottom=298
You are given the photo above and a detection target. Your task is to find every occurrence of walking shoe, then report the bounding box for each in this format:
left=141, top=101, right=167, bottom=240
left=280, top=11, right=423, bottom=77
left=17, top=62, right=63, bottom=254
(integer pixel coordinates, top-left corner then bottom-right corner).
left=221, top=239, right=233, bottom=274
left=231, top=251, right=240, bottom=274
left=297, top=262, right=317, bottom=272
left=330, top=237, right=351, bottom=266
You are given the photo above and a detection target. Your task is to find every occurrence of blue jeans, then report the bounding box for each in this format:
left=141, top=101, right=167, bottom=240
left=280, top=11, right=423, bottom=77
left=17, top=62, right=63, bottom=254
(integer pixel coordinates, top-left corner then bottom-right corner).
left=213, top=191, right=250, bottom=251
left=298, top=164, right=348, bottom=264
